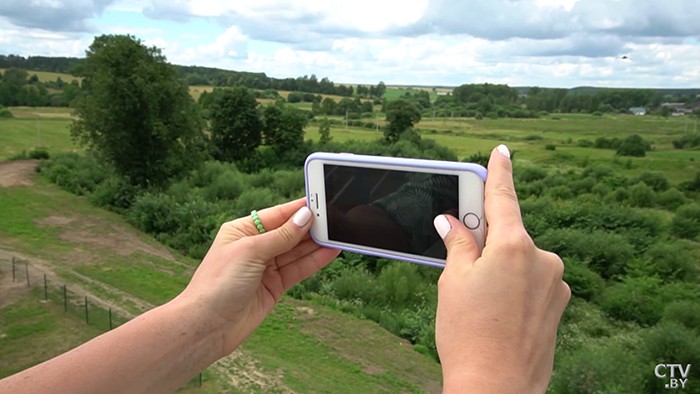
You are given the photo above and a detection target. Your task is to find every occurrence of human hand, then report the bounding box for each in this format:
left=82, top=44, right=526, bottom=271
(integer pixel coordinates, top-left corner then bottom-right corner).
left=177, top=198, right=340, bottom=357
left=433, top=145, right=571, bottom=394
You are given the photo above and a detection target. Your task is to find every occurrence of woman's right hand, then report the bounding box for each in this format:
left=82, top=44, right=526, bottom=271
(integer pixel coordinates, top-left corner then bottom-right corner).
left=433, top=145, right=571, bottom=394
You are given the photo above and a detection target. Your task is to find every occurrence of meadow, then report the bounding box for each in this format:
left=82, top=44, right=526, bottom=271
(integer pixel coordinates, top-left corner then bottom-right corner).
left=5, top=107, right=699, bottom=183
left=0, top=68, right=81, bottom=84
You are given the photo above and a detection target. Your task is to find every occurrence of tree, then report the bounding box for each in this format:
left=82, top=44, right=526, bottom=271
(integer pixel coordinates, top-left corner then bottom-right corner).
left=661, top=105, right=672, bottom=118
left=321, top=97, right=336, bottom=115
left=210, top=87, right=263, bottom=162
left=70, top=35, right=207, bottom=188
left=287, top=92, right=303, bottom=103
left=263, top=105, right=307, bottom=155
left=617, top=134, right=650, bottom=157
left=384, top=99, right=421, bottom=143
left=318, top=118, right=332, bottom=144
left=376, top=81, right=386, bottom=98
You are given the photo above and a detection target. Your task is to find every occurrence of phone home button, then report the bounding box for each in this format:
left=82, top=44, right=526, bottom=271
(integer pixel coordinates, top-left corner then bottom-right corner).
left=463, top=213, right=480, bottom=230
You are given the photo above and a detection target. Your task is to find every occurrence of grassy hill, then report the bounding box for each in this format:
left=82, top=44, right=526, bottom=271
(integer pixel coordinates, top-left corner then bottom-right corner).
left=0, top=167, right=443, bottom=393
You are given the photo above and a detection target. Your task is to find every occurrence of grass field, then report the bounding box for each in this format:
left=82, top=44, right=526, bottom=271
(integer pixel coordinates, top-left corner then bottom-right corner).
left=3, top=107, right=700, bottom=184
left=0, top=69, right=81, bottom=84
left=384, top=87, right=439, bottom=101
left=0, top=173, right=443, bottom=393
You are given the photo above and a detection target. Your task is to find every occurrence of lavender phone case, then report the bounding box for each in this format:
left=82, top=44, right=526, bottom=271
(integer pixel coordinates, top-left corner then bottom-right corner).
left=304, top=152, right=488, bottom=268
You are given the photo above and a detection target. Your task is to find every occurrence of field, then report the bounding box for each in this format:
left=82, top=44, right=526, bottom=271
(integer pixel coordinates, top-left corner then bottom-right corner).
left=4, top=107, right=700, bottom=184
left=384, top=87, right=439, bottom=101
left=0, top=69, right=81, bottom=84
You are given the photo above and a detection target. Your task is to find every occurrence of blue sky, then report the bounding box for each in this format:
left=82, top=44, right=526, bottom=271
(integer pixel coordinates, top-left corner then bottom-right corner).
left=1, top=0, right=699, bottom=88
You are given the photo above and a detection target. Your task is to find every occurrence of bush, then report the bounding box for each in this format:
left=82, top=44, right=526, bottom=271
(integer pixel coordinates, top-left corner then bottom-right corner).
left=577, top=139, right=593, bottom=148
left=545, top=144, right=556, bottom=150
left=632, top=171, right=669, bottom=192
left=535, top=229, right=634, bottom=279
left=563, top=259, right=605, bottom=301
left=592, top=111, right=603, bottom=116
left=549, top=341, right=646, bottom=394
left=657, top=188, right=688, bottom=211
left=547, top=185, right=573, bottom=200
left=203, top=171, right=246, bottom=201
left=287, top=92, right=303, bottom=103
left=233, top=187, right=285, bottom=218
left=331, top=268, right=383, bottom=305
left=663, top=301, right=700, bottom=331
left=581, top=164, right=613, bottom=180
left=640, top=322, right=700, bottom=392
left=0, top=106, right=12, bottom=118
left=270, top=170, right=305, bottom=198
left=375, top=263, right=424, bottom=308
left=617, top=134, right=650, bottom=157
left=600, top=276, right=665, bottom=325
left=603, top=188, right=629, bottom=204
left=517, top=166, right=548, bottom=183
left=523, top=134, right=543, bottom=141
left=645, top=240, right=699, bottom=282
left=89, top=175, right=139, bottom=210
left=671, top=203, right=700, bottom=239
left=347, top=112, right=361, bottom=120
left=591, top=183, right=612, bottom=197
left=628, top=182, right=656, bottom=208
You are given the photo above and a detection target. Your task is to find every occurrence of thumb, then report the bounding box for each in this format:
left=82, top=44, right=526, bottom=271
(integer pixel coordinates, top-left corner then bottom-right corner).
left=434, top=214, right=480, bottom=268
left=249, top=206, right=313, bottom=261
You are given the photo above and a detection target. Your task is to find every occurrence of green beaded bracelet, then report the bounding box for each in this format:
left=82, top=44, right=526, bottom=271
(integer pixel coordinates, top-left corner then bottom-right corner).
left=251, top=210, right=266, bottom=234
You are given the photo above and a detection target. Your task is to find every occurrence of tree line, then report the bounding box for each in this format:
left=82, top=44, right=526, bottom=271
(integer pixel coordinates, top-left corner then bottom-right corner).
left=0, top=68, right=82, bottom=107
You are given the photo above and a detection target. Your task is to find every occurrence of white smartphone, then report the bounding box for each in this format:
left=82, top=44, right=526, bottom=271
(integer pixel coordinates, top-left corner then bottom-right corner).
left=304, top=152, right=487, bottom=268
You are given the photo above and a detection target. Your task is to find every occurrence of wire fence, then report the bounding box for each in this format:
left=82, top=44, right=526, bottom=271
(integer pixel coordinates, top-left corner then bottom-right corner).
left=0, top=255, right=205, bottom=388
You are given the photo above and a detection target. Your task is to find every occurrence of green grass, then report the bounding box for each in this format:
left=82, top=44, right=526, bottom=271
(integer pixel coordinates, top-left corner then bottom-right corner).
left=0, top=116, right=76, bottom=161
left=0, top=69, right=81, bottom=84
left=384, top=87, right=438, bottom=101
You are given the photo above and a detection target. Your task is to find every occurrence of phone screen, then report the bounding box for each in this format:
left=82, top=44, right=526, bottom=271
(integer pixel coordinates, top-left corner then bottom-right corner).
left=324, top=164, right=458, bottom=259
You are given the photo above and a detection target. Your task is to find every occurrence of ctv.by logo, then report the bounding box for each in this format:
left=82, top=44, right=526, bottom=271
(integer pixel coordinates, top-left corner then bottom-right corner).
left=655, top=364, right=691, bottom=390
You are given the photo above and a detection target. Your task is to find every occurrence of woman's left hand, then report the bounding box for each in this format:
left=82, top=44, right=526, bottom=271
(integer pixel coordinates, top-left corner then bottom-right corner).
left=176, top=198, right=340, bottom=357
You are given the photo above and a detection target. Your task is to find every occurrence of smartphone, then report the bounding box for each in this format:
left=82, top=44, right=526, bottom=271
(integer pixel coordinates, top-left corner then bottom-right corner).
left=304, top=152, right=487, bottom=268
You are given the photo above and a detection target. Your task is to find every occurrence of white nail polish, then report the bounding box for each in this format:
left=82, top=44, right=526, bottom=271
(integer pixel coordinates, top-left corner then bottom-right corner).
left=434, top=215, right=451, bottom=239
left=293, top=206, right=312, bottom=227
left=497, top=144, right=510, bottom=159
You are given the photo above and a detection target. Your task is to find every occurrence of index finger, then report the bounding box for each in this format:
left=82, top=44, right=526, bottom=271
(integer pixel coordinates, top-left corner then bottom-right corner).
left=484, top=145, right=523, bottom=240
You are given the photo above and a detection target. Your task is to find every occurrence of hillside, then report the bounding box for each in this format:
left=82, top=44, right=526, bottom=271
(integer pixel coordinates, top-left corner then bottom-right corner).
left=0, top=163, right=443, bottom=393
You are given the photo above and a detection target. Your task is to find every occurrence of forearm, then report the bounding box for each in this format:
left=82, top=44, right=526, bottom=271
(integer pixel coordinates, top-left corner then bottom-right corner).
left=0, top=296, right=227, bottom=394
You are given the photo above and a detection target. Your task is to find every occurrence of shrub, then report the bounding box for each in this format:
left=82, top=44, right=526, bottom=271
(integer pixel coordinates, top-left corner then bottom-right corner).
left=577, top=139, right=593, bottom=148
left=671, top=203, right=700, bottom=239
left=617, top=134, right=650, bottom=157
left=628, top=182, right=656, bottom=208
left=632, top=171, right=669, bottom=192
left=645, top=240, right=699, bottom=282
left=203, top=171, right=246, bottom=201
left=582, top=165, right=614, bottom=180
left=88, top=175, right=139, bottom=210
left=287, top=92, right=303, bottom=103
left=603, top=188, right=629, bottom=204
left=188, top=161, right=237, bottom=188
left=562, top=259, right=605, bottom=301
left=347, top=112, right=361, bottom=120
left=233, top=187, right=285, bottom=218
left=128, top=193, right=180, bottom=234
left=271, top=170, right=305, bottom=198
left=663, top=301, right=700, bottom=331
left=594, top=137, right=611, bottom=149
left=0, top=106, right=12, bottom=118
left=523, top=134, right=543, bottom=141
left=640, top=322, right=700, bottom=392
left=591, top=183, right=612, bottom=197
left=545, top=144, right=556, bottom=150
left=331, top=268, right=383, bottom=305
left=600, top=276, right=665, bottom=325
left=376, top=263, right=424, bottom=308
left=28, top=148, right=50, bottom=160
left=549, top=341, right=646, bottom=394
left=535, top=229, right=635, bottom=278
left=657, top=188, right=688, bottom=211
left=547, top=185, right=574, bottom=200
left=517, top=166, right=548, bottom=183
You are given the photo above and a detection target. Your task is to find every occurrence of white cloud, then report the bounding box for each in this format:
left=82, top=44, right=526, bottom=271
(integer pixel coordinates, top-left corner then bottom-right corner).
left=197, top=26, right=247, bottom=58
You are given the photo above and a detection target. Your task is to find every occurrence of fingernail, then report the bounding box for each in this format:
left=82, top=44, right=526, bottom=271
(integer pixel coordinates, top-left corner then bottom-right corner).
left=496, top=144, right=510, bottom=159
left=293, top=206, right=312, bottom=227
left=434, top=215, right=452, bottom=239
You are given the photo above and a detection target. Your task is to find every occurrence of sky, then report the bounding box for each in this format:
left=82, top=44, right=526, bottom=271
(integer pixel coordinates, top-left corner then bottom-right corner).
left=1, top=0, right=699, bottom=88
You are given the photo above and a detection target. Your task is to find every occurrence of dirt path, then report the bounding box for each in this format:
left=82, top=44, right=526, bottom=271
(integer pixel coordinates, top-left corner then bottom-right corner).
left=0, top=160, right=38, bottom=187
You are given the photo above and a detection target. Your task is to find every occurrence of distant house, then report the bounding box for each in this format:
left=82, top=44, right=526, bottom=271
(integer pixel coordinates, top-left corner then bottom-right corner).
left=436, top=91, right=450, bottom=96
left=629, top=107, right=646, bottom=115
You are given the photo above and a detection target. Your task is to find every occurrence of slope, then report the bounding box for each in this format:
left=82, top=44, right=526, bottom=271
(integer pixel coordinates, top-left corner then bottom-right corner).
left=0, top=165, right=443, bottom=393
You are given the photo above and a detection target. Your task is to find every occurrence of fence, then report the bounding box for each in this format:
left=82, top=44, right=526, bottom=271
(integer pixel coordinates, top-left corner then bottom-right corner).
left=0, top=255, right=205, bottom=388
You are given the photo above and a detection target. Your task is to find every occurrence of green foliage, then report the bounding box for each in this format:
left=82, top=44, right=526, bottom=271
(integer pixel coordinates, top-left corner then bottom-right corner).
left=547, top=185, right=574, bottom=200
left=233, top=187, right=285, bottom=218
left=633, top=171, right=669, bottom=192
left=210, top=87, right=263, bottom=162
left=577, top=138, right=593, bottom=148
left=671, top=203, right=700, bottom=239
left=70, top=35, right=207, bottom=188
left=517, top=166, right=548, bottom=183
left=562, top=259, right=605, bottom=301
left=641, top=322, right=700, bottom=393
left=318, top=118, right=332, bottom=144
left=202, top=170, right=246, bottom=201
left=331, top=268, right=383, bottom=305
left=600, top=276, right=665, bottom=325
left=644, top=240, right=699, bottom=282
left=535, top=229, right=634, bottom=279
left=28, top=148, right=49, bottom=160
left=617, top=134, right=651, bottom=157
left=263, top=105, right=308, bottom=157
left=375, top=263, right=424, bottom=308
left=0, top=105, right=12, bottom=118
left=657, top=188, right=688, bottom=211
left=545, top=144, right=556, bottom=150
left=629, top=182, right=656, bottom=208
left=662, top=301, right=700, bottom=332
left=384, top=99, right=421, bottom=143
